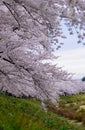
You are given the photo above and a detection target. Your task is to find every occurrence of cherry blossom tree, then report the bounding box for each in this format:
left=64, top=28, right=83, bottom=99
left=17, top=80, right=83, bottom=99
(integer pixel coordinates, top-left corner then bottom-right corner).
left=0, top=0, right=85, bottom=103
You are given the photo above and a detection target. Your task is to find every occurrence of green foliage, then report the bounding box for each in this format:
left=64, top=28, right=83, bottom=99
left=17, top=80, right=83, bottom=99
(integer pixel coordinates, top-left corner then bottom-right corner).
left=0, top=93, right=85, bottom=130
left=54, top=94, right=85, bottom=125
left=82, top=77, right=85, bottom=81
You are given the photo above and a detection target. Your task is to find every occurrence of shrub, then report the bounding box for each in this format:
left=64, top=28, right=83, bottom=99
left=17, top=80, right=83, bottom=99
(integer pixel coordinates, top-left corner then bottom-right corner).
left=82, top=77, right=85, bottom=82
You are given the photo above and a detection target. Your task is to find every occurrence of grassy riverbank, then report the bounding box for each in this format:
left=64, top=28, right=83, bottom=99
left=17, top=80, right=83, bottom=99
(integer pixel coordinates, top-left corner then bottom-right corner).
left=0, top=93, right=85, bottom=130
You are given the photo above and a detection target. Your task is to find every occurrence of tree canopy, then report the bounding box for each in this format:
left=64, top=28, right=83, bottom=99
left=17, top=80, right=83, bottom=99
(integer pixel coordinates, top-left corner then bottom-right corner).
left=0, top=0, right=85, bottom=103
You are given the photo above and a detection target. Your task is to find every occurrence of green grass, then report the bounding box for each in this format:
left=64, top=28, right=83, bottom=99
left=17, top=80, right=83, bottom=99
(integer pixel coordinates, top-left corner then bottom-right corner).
left=54, top=94, right=85, bottom=125
left=0, top=93, right=85, bottom=130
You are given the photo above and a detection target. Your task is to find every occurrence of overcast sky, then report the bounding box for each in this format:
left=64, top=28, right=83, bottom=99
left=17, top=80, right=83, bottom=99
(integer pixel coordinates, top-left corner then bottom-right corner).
left=53, top=23, right=85, bottom=79
left=54, top=47, right=85, bottom=79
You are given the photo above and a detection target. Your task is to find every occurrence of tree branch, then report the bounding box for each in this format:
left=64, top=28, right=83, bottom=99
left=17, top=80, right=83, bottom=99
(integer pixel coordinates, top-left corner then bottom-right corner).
left=3, top=1, right=20, bottom=30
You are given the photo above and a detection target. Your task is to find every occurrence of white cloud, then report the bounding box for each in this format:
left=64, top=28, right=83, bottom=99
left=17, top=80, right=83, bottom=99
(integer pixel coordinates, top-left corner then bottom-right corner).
left=53, top=47, right=85, bottom=79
